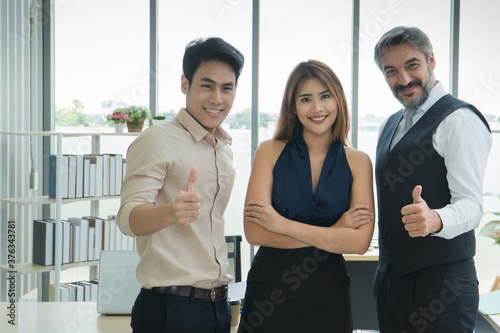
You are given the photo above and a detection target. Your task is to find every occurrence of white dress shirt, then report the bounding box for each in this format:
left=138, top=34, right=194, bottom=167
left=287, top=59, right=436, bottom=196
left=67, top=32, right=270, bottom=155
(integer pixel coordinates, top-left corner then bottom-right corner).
left=380, top=82, right=492, bottom=239
left=390, top=107, right=418, bottom=150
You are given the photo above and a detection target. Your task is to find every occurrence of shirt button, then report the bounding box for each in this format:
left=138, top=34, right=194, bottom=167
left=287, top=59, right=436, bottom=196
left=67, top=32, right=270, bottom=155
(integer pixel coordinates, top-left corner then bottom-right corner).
left=384, top=228, right=390, bottom=234
left=387, top=249, right=392, bottom=255
left=384, top=206, right=389, bottom=211
left=384, top=161, right=389, bottom=166
left=383, top=183, right=388, bottom=187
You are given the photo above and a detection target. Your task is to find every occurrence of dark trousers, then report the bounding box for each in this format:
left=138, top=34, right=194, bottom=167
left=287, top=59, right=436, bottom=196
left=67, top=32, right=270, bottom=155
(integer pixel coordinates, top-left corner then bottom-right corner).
left=373, top=258, right=479, bottom=333
left=131, top=287, right=231, bottom=333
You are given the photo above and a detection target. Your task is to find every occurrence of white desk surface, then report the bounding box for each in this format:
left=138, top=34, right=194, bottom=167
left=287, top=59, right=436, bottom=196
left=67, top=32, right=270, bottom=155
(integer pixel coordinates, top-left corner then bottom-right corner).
left=0, top=302, right=130, bottom=333
left=252, top=246, right=380, bottom=262
left=0, top=302, right=239, bottom=333
left=344, top=248, right=379, bottom=261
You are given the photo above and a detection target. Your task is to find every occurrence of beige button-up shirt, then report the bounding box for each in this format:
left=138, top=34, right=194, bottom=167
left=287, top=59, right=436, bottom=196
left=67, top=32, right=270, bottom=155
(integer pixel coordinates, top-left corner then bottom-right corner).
left=117, top=108, right=235, bottom=289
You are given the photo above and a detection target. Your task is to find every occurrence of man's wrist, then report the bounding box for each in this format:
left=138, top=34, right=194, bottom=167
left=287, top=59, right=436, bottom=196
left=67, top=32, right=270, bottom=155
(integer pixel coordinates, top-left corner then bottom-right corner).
left=164, top=202, right=177, bottom=227
left=431, top=210, right=443, bottom=234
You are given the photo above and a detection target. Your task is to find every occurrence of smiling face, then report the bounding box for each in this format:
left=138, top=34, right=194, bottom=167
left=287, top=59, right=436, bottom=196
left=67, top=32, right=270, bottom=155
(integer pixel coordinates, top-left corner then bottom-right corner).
left=295, top=78, right=338, bottom=138
left=380, top=44, right=437, bottom=108
left=181, top=60, right=237, bottom=134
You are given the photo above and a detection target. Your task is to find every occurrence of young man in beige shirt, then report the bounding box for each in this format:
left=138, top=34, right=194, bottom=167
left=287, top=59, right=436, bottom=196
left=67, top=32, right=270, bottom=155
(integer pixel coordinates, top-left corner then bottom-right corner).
left=117, top=37, right=244, bottom=333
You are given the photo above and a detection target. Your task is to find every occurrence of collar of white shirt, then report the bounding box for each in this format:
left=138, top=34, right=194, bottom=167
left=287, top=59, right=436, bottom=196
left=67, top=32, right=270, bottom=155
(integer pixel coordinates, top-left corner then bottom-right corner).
left=407, top=81, right=447, bottom=114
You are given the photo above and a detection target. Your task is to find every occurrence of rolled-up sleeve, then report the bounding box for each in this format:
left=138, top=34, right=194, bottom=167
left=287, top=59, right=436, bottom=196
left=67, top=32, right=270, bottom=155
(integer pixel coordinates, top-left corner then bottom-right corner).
left=117, top=127, right=175, bottom=237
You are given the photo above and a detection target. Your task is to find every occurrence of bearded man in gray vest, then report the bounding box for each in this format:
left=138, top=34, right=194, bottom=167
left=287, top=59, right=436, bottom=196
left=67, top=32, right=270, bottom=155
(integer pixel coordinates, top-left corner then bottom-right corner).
left=373, top=26, right=491, bottom=333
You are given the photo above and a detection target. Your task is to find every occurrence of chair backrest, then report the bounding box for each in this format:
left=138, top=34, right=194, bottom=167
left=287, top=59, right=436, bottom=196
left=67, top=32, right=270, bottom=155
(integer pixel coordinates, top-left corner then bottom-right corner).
left=97, top=250, right=141, bottom=314
left=225, top=235, right=242, bottom=282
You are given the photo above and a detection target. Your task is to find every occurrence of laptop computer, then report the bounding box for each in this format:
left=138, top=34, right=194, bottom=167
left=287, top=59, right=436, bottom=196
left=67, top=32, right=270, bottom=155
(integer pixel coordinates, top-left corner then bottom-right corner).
left=97, top=250, right=141, bottom=314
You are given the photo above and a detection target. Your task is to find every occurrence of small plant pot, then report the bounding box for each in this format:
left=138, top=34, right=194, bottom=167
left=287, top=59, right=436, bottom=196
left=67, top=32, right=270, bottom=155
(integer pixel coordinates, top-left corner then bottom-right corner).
left=127, top=117, right=145, bottom=132
left=114, top=122, right=126, bottom=133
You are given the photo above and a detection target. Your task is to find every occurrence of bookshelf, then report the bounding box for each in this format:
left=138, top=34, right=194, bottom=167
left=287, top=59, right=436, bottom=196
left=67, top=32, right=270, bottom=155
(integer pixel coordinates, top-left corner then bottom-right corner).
left=0, top=261, right=100, bottom=274
left=0, top=130, right=140, bottom=301
left=0, top=195, right=121, bottom=205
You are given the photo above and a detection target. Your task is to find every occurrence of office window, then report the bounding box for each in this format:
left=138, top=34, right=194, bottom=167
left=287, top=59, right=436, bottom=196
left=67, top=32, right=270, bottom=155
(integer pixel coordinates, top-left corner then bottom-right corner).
left=54, top=0, right=149, bottom=234
left=460, top=0, right=500, bottom=294
left=357, top=0, right=451, bottom=160
left=259, top=0, right=352, bottom=144
left=55, top=0, right=149, bottom=128
left=158, top=0, right=252, bottom=116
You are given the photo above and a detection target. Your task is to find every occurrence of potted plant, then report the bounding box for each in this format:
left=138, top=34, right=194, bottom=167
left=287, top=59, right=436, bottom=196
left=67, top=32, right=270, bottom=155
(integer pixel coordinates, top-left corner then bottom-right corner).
left=479, top=192, right=500, bottom=291
left=480, top=193, right=500, bottom=245
left=106, top=108, right=129, bottom=133
left=152, top=115, right=167, bottom=126
left=126, top=106, right=151, bottom=132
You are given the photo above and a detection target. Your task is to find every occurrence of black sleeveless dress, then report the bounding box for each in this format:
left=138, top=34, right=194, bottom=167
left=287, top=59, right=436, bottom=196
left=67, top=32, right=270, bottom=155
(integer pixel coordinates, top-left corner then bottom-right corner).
left=238, top=135, right=353, bottom=333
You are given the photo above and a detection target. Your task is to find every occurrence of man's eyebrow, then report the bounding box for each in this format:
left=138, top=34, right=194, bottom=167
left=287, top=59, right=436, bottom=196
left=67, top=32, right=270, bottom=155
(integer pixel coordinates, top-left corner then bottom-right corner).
left=200, top=77, right=235, bottom=86
left=383, top=57, right=422, bottom=72
left=200, top=77, right=216, bottom=84
left=405, top=57, right=421, bottom=65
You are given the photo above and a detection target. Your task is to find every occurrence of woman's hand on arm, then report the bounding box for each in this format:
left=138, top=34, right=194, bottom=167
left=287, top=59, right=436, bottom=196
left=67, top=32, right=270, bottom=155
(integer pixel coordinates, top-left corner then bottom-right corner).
left=262, top=148, right=375, bottom=254
left=244, top=200, right=288, bottom=234
left=333, top=204, right=374, bottom=230
left=243, top=141, right=310, bottom=249
left=327, top=148, right=375, bottom=253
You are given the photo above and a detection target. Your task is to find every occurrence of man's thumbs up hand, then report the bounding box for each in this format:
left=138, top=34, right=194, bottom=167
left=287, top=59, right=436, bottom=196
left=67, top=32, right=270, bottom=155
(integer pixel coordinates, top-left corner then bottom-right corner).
left=412, top=185, right=424, bottom=204
left=401, top=185, right=443, bottom=237
left=183, top=167, right=198, bottom=193
left=172, top=167, right=200, bottom=226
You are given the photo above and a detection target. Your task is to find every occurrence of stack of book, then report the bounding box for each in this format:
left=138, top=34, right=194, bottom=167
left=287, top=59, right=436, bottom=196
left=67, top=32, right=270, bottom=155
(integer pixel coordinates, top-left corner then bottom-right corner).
left=32, top=216, right=136, bottom=266
left=48, top=153, right=126, bottom=199
left=49, top=280, right=99, bottom=302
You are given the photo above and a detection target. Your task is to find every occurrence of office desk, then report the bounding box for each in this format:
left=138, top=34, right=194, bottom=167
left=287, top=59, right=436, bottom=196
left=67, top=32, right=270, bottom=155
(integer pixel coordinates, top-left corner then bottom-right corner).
left=0, top=302, right=239, bottom=333
left=344, top=248, right=379, bottom=262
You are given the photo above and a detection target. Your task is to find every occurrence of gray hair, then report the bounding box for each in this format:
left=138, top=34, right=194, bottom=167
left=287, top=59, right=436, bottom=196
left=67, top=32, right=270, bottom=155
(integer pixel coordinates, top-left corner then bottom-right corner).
left=374, top=26, right=433, bottom=69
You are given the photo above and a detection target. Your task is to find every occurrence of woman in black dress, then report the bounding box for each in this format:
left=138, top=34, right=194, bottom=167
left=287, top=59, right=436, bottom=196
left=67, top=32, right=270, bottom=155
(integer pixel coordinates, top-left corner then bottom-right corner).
left=238, top=60, right=375, bottom=333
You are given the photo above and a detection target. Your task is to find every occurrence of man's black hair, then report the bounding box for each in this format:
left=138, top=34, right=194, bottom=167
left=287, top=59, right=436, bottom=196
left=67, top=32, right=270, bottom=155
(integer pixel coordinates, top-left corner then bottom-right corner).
left=183, top=37, right=244, bottom=84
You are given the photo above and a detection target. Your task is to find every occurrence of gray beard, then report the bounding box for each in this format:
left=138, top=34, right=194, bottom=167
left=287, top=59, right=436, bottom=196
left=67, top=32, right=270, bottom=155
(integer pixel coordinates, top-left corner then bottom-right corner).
left=396, top=69, right=434, bottom=108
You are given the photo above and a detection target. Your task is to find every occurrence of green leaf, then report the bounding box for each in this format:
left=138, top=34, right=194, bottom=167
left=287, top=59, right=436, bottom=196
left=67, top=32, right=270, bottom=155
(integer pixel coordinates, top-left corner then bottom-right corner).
left=479, top=220, right=500, bottom=244
left=484, top=212, right=500, bottom=216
